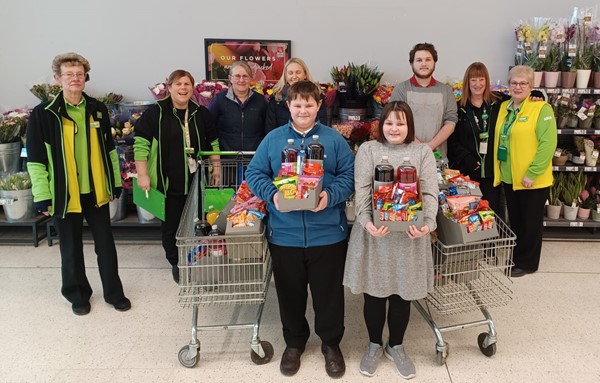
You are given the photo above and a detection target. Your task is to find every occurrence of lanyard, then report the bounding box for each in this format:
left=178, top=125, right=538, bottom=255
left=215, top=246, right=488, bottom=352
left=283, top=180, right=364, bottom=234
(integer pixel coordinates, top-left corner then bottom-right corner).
left=501, top=107, right=519, bottom=137
left=181, top=108, right=194, bottom=155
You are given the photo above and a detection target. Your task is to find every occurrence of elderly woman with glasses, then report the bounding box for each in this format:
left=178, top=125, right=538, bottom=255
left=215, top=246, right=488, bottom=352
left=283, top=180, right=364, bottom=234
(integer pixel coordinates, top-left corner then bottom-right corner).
left=493, top=65, right=557, bottom=278
left=26, top=52, right=130, bottom=315
left=208, top=61, right=267, bottom=152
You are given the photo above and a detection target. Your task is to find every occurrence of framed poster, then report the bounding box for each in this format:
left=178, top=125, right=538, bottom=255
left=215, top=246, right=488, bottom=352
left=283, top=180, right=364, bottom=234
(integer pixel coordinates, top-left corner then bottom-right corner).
left=204, top=39, right=291, bottom=84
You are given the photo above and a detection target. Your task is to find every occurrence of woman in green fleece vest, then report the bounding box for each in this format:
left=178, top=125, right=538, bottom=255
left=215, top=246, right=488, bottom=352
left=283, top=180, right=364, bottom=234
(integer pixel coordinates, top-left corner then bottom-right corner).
left=493, top=65, right=557, bottom=277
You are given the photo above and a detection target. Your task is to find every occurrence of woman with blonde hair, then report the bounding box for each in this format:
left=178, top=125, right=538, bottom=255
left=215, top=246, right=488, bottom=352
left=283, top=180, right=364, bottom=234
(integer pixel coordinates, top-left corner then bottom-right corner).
left=265, top=58, right=327, bottom=132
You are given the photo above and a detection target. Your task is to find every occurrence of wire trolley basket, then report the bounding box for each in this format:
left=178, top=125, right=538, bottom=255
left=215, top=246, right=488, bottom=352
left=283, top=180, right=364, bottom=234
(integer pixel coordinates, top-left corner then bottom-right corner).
left=413, top=217, right=516, bottom=365
left=175, top=152, right=273, bottom=368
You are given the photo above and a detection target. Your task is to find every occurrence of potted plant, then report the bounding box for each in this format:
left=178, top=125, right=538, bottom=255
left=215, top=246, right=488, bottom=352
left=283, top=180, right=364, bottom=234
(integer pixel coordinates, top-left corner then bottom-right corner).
left=0, top=172, right=35, bottom=222
left=591, top=187, right=600, bottom=222
left=560, top=23, right=578, bottom=88
left=560, top=171, right=586, bottom=220
left=552, top=148, right=569, bottom=166
left=543, top=44, right=561, bottom=87
left=577, top=188, right=596, bottom=219
left=331, top=62, right=383, bottom=111
left=0, top=111, right=28, bottom=176
left=593, top=103, right=600, bottom=129
left=547, top=173, right=563, bottom=219
left=525, top=52, right=544, bottom=87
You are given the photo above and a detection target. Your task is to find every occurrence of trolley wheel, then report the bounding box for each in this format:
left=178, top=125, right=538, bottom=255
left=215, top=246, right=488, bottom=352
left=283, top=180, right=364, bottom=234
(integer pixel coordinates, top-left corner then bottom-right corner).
left=435, top=343, right=449, bottom=366
left=250, top=341, right=274, bottom=365
left=477, top=333, right=496, bottom=357
left=178, top=345, right=199, bottom=368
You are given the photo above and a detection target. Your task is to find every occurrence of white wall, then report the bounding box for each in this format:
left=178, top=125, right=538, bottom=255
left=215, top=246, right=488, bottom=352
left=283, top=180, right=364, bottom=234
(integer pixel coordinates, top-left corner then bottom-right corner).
left=0, top=0, right=573, bottom=110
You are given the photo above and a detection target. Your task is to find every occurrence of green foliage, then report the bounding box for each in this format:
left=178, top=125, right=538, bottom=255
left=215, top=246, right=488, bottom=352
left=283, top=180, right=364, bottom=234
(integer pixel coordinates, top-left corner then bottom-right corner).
left=548, top=173, right=563, bottom=206
left=0, top=172, right=32, bottom=191
left=559, top=171, right=586, bottom=206
left=331, top=63, right=384, bottom=97
left=543, top=45, right=561, bottom=72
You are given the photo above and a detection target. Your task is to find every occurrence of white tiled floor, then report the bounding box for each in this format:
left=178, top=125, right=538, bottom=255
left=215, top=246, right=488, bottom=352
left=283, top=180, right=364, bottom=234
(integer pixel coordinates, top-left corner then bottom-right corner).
left=0, top=240, right=599, bottom=382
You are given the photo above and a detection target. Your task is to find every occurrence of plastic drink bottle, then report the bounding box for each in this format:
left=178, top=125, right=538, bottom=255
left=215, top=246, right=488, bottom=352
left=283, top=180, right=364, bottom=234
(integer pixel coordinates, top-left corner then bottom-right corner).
left=296, top=149, right=306, bottom=175
left=397, top=157, right=418, bottom=193
left=206, top=205, right=219, bottom=225
left=281, top=138, right=299, bottom=172
left=208, top=225, right=226, bottom=256
left=306, top=135, right=324, bottom=166
left=373, top=155, right=394, bottom=192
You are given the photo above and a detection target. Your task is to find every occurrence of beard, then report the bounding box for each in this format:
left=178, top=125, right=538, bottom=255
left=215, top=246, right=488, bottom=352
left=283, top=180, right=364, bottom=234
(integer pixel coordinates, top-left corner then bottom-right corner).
left=412, top=65, right=435, bottom=79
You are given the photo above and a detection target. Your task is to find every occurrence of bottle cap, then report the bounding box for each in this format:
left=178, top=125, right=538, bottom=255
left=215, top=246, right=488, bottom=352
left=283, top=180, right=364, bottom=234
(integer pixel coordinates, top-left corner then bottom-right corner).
left=212, top=225, right=218, bottom=230
left=382, top=155, right=389, bottom=160
left=312, top=134, right=319, bottom=140
left=287, top=138, right=294, bottom=143
left=403, top=156, right=410, bottom=162
left=208, top=205, right=214, bottom=210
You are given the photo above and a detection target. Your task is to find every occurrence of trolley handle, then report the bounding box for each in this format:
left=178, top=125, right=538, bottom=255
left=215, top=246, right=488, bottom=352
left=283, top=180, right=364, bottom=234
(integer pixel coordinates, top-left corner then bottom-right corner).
left=198, top=151, right=256, bottom=157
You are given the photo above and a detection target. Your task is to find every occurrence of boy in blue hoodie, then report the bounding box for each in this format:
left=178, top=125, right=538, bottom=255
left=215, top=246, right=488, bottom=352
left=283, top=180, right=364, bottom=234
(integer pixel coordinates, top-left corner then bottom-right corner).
left=246, top=81, right=354, bottom=378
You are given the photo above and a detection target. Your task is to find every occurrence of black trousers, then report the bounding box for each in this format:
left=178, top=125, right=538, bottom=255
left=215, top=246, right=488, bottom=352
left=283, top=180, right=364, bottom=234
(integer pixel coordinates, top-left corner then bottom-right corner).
left=363, top=293, right=411, bottom=347
left=53, top=194, right=125, bottom=306
left=162, top=194, right=188, bottom=266
left=503, top=184, right=549, bottom=271
left=269, top=241, right=347, bottom=349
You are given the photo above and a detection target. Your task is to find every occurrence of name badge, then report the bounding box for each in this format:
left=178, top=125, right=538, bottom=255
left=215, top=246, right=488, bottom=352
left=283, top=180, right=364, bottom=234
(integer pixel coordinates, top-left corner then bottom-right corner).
left=188, top=156, right=197, bottom=174
left=479, top=141, right=488, bottom=154
left=90, top=121, right=100, bottom=128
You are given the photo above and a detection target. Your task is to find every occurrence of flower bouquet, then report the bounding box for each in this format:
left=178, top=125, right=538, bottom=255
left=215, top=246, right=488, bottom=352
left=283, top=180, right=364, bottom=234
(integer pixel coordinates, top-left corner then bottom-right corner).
left=0, top=110, right=30, bottom=144
left=331, top=63, right=384, bottom=108
left=444, top=80, right=463, bottom=102
left=514, top=20, right=535, bottom=66
left=149, top=80, right=168, bottom=100
left=30, top=83, right=62, bottom=102
left=192, top=80, right=228, bottom=107
left=333, top=119, right=377, bottom=152
left=320, top=83, right=337, bottom=110
left=249, top=81, right=275, bottom=102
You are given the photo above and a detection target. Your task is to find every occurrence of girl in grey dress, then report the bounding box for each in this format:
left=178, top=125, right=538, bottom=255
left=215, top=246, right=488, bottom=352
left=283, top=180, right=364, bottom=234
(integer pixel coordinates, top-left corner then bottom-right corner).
left=343, top=101, right=438, bottom=379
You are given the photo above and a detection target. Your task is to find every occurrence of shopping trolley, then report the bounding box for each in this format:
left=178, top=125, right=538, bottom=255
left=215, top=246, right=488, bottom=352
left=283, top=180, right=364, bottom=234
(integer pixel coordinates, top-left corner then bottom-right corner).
left=175, top=152, right=273, bottom=368
left=413, top=217, right=516, bottom=365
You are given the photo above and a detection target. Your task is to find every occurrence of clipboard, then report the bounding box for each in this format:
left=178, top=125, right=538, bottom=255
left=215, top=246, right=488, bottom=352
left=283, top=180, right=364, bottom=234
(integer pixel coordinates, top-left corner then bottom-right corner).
left=133, top=181, right=166, bottom=221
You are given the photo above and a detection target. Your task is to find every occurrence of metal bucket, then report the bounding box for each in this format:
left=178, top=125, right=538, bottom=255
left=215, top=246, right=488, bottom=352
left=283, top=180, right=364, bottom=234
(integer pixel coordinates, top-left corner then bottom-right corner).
left=109, top=188, right=128, bottom=222
left=339, top=107, right=367, bottom=122
left=0, top=141, right=21, bottom=176
left=0, top=188, right=35, bottom=222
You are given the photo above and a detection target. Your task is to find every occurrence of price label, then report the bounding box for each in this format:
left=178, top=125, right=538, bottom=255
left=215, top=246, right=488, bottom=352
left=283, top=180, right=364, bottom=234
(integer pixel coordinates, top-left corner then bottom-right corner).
left=565, top=166, right=578, bottom=171
left=348, top=115, right=361, bottom=121
left=569, top=221, right=583, bottom=227
left=574, top=130, right=586, bottom=134
left=584, top=167, right=594, bottom=172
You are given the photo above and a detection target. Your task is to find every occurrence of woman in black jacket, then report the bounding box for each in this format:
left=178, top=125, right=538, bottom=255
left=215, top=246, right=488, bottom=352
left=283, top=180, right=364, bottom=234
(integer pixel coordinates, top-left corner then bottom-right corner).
left=265, top=58, right=327, bottom=133
left=447, top=62, right=505, bottom=218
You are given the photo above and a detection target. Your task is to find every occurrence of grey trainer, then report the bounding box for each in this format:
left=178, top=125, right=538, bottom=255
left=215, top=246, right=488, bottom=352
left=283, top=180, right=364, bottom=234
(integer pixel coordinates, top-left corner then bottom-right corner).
left=359, top=342, right=383, bottom=377
left=384, top=344, right=416, bottom=379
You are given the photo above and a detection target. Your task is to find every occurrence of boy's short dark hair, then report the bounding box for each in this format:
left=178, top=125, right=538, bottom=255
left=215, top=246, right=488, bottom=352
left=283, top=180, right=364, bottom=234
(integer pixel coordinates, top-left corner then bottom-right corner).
left=286, top=80, right=321, bottom=103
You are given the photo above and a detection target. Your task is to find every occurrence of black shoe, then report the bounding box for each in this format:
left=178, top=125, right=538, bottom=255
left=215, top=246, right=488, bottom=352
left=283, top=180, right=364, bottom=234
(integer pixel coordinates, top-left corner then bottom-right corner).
left=511, top=267, right=534, bottom=278
left=321, top=343, right=346, bottom=378
left=280, top=347, right=304, bottom=376
left=72, top=303, right=91, bottom=316
left=111, top=297, right=131, bottom=312
left=172, top=265, right=179, bottom=284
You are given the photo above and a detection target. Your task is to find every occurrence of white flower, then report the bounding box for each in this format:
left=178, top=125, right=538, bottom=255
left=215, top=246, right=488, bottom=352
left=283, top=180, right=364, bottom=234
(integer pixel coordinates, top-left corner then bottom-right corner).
left=200, top=91, right=212, bottom=98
